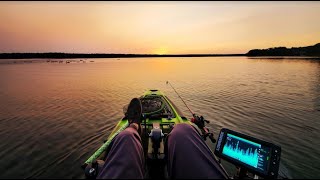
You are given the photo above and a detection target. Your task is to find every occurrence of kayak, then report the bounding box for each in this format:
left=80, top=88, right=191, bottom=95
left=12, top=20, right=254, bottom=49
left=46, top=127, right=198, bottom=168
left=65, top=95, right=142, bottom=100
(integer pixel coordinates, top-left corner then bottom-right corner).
left=82, top=89, right=287, bottom=179
left=82, top=89, right=193, bottom=178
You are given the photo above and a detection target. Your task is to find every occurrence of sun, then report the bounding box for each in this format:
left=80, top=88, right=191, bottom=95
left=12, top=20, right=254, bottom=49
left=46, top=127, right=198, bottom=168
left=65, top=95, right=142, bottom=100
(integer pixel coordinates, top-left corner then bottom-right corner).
left=154, top=47, right=168, bottom=55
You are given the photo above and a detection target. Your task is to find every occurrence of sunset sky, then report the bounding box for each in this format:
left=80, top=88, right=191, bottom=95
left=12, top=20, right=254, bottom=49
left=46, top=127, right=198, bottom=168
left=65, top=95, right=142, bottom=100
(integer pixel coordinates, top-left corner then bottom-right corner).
left=0, top=1, right=320, bottom=54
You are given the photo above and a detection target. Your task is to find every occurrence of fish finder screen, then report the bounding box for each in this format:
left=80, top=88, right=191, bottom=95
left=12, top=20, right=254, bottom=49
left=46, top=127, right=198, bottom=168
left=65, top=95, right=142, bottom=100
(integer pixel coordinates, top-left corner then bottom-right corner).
left=222, top=133, right=271, bottom=173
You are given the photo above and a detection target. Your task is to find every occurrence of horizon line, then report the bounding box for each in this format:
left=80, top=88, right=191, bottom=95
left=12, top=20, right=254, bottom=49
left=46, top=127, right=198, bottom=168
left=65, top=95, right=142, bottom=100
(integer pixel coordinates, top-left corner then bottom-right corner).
left=1, top=42, right=318, bottom=55
left=0, top=52, right=246, bottom=55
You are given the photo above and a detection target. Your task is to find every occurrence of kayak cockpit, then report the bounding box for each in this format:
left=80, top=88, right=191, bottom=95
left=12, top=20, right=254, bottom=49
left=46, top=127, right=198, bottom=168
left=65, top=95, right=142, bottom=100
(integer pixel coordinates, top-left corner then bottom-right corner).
left=84, top=90, right=189, bottom=179
left=138, top=92, right=179, bottom=178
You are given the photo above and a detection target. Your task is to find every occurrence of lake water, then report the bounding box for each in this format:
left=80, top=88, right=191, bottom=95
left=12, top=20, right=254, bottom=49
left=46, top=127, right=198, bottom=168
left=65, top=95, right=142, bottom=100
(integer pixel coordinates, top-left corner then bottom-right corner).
left=0, top=57, right=319, bottom=178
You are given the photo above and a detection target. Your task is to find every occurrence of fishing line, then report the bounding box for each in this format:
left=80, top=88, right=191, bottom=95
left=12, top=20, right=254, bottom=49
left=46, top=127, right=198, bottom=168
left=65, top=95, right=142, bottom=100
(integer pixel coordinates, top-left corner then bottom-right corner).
left=166, top=81, right=194, bottom=116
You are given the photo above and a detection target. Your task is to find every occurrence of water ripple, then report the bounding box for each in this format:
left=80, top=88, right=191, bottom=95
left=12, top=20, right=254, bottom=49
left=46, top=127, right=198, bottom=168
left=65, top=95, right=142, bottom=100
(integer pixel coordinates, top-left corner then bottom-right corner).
left=0, top=57, right=319, bottom=178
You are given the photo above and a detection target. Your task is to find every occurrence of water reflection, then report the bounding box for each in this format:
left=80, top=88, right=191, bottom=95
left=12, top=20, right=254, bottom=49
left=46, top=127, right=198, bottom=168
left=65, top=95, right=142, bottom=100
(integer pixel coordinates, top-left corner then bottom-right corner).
left=0, top=57, right=319, bottom=178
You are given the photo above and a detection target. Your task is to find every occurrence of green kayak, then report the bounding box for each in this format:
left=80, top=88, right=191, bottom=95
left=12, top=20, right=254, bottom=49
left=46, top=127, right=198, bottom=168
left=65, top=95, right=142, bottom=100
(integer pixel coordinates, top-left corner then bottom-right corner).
left=82, top=88, right=286, bottom=179
left=82, top=89, right=194, bottom=178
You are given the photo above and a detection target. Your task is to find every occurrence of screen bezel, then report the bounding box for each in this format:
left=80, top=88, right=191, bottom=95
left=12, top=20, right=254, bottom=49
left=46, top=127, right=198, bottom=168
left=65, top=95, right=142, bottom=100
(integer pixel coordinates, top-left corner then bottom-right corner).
left=214, top=128, right=278, bottom=178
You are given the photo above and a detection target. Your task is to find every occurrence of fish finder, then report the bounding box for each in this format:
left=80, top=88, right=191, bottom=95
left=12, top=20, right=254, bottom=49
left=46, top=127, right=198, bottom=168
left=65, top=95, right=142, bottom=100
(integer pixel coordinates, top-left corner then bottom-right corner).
left=214, top=128, right=281, bottom=179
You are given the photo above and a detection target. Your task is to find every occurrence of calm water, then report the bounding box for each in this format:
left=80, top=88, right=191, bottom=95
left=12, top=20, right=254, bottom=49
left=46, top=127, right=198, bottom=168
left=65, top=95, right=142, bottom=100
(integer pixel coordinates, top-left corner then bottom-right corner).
left=0, top=57, right=319, bottom=178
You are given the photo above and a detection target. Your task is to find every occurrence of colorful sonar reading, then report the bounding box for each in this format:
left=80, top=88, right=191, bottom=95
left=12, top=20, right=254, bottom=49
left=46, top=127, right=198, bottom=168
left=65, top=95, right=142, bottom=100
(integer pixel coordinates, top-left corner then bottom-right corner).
left=222, top=133, right=261, bottom=168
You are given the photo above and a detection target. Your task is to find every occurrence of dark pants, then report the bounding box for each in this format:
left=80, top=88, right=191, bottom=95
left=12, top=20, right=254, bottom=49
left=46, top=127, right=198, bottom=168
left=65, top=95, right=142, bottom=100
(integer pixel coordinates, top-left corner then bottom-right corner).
left=97, top=123, right=227, bottom=179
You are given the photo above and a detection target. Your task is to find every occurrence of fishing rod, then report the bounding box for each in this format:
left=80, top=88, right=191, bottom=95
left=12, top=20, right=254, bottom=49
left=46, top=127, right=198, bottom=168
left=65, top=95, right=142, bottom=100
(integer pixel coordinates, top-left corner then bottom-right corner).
left=166, top=81, right=195, bottom=117
left=166, top=81, right=215, bottom=143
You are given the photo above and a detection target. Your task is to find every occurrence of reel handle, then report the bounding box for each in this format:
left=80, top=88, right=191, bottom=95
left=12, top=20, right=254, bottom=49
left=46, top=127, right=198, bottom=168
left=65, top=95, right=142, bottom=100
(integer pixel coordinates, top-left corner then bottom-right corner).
left=191, top=115, right=216, bottom=143
left=208, top=133, right=216, bottom=143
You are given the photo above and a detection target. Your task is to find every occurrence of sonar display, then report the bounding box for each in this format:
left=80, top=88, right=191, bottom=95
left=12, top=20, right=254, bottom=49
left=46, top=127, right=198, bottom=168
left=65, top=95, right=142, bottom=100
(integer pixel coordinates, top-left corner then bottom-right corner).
left=222, top=133, right=262, bottom=169
left=216, top=129, right=278, bottom=177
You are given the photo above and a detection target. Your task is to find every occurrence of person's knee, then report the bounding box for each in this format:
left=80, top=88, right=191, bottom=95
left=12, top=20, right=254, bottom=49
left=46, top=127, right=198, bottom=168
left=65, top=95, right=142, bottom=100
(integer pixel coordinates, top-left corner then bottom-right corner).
left=117, top=127, right=140, bottom=140
left=170, top=123, right=194, bottom=138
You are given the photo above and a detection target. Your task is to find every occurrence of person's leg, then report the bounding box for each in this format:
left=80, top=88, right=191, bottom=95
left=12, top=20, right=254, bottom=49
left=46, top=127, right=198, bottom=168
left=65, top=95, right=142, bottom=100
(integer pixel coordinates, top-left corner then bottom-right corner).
left=166, top=123, right=228, bottom=179
left=97, top=126, right=145, bottom=179
left=98, top=97, right=144, bottom=179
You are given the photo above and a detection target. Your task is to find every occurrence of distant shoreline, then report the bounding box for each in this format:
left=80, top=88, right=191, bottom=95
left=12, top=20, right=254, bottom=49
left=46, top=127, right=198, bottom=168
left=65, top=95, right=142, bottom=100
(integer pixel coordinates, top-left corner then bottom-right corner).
left=0, top=53, right=247, bottom=59
left=0, top=43, right=319, bottom=59
left=0, top=53, right=319, bottom=59
left=247, top=43, right=320, bottom=56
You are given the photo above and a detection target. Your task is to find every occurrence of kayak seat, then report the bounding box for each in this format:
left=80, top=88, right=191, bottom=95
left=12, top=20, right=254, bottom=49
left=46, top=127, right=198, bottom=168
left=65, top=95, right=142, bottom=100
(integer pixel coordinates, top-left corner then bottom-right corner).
left=148, top=123, right=165, bottom=159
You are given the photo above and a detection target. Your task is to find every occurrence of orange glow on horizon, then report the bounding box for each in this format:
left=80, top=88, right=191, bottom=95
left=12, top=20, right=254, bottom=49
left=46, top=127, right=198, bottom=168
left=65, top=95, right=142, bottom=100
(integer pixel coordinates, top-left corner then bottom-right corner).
left=154, top=47, right=168, bottom=55
left=0, top=1, right=320, bottom=54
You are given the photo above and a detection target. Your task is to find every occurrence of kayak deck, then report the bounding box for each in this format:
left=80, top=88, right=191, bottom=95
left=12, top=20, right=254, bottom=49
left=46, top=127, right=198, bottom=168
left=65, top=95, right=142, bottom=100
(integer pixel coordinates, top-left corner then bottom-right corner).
left=83, top=89, right=190, bottom=178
